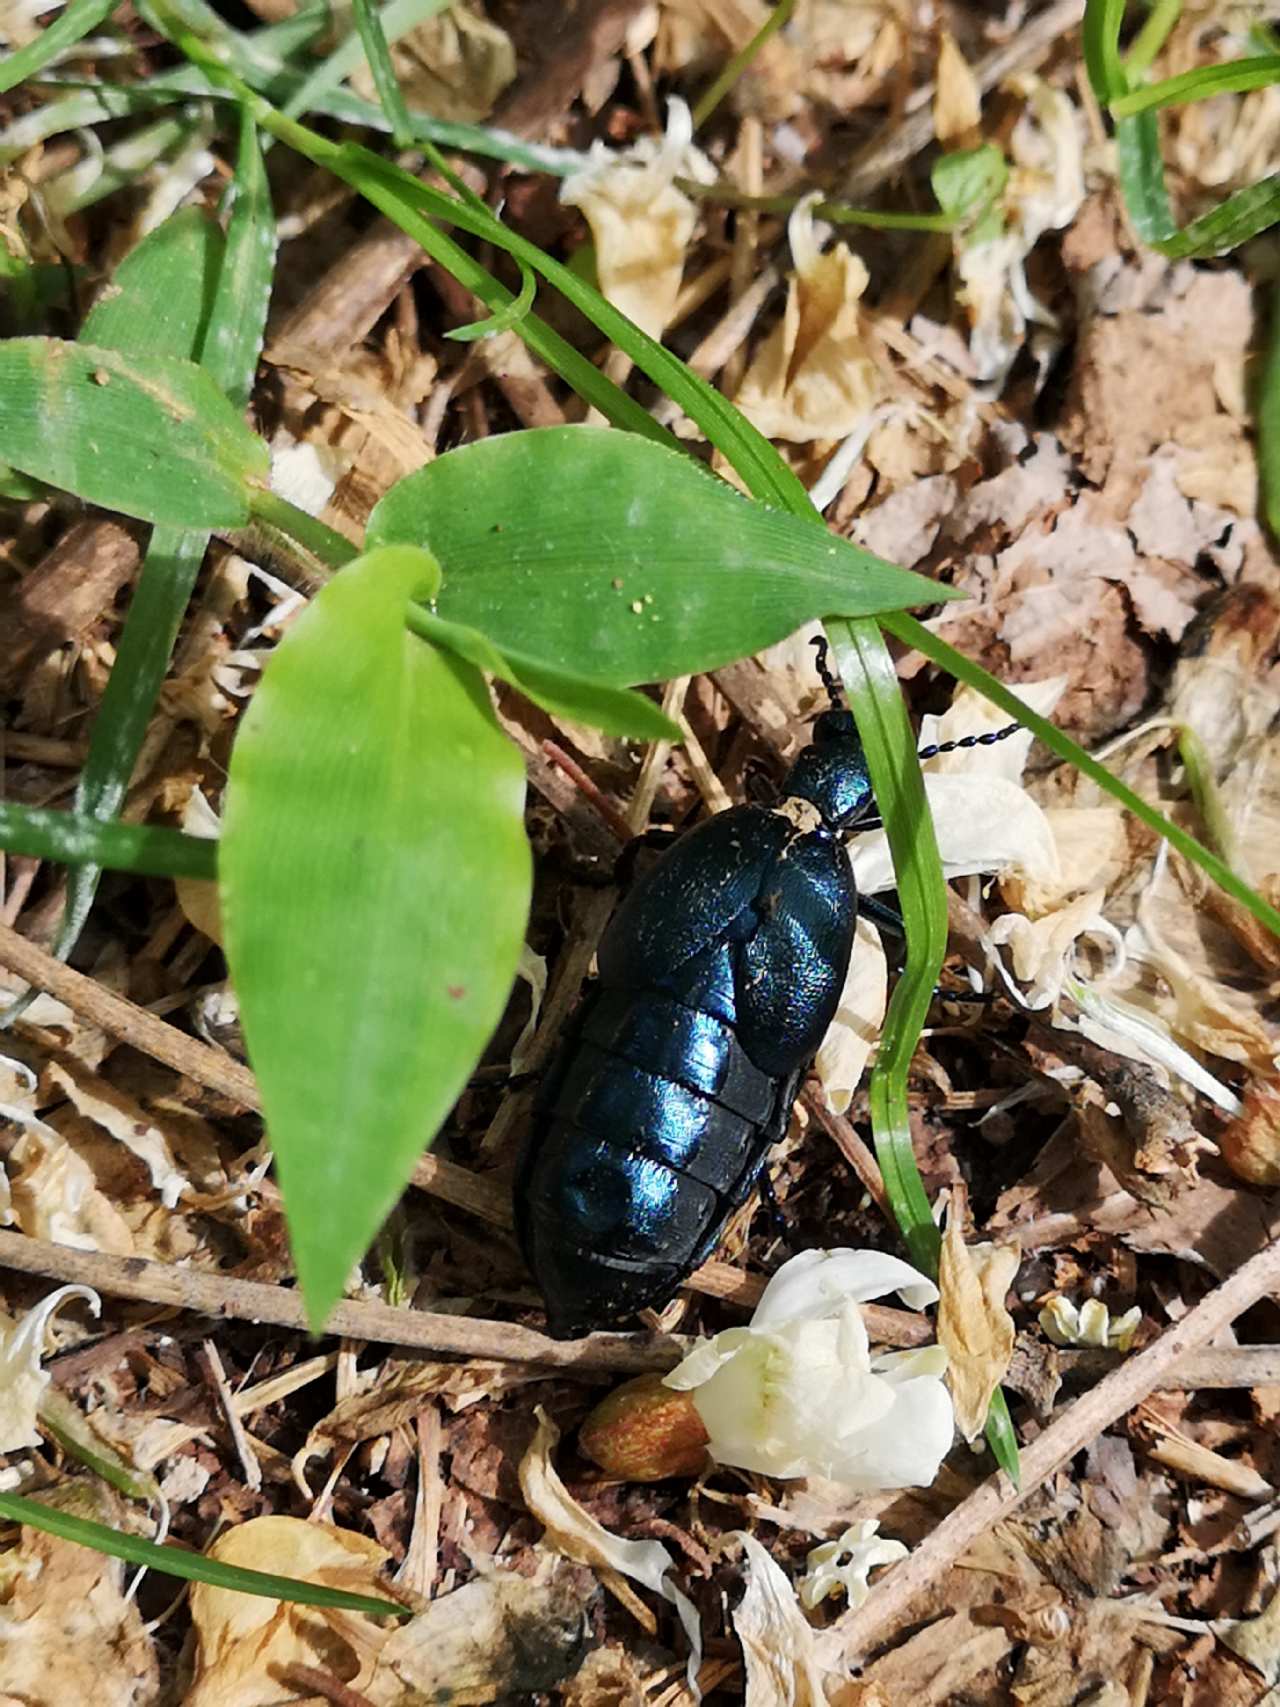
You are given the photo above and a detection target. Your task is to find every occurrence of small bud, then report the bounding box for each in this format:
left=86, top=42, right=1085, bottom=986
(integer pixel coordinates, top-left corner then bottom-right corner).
left=1221, top=1078, right=1280, bottom=1187
left=579, top=1373, right=709, bottom=1481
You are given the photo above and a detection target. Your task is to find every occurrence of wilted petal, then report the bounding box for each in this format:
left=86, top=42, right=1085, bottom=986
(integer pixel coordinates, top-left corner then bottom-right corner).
left=0, top=1283, right=100, bottom=1451
left=752, top=1246, right=939, bottom=1326
left=798, top=1520, right=908, bottom=1610
left=849, top=774, right=1061, bottom=898
left=822, top=1366, right=955, bottom=1492
left=665, top=1325, right=754, bottom=1391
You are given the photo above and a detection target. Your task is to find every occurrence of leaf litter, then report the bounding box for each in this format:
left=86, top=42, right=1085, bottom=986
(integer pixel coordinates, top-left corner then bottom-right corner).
left=4, top=0, right=1280, bottom=1702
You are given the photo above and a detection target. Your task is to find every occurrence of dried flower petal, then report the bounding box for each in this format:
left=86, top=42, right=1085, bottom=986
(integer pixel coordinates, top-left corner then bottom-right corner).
left=797, top=1520, right=908, bottom=1609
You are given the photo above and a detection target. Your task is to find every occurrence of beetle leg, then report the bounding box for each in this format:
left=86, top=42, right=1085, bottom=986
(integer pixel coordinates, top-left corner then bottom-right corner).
left=856, top=893, right=905, bottom=937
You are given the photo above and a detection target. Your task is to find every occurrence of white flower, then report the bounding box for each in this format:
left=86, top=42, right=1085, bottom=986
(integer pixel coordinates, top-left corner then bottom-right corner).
left=798, top=1520, right=908, bottom=1610
left=1039, top=1295, right=1141, bottom=1352
left=0, top=1284, right=100, bottom=1452
left=664, top=1249, right=953, bottom=1490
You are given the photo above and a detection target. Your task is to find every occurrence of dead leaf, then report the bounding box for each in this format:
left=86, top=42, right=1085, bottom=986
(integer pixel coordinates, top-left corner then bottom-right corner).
left=186, top=1515, right=391, bottom=1707
left=734, top=199, right=882, bottom=443
left=366, top=1563, right=592, bottom=1705
left=518, top=1407, right=701, bottom=1674
left=1218, top=1582, right=1280, bottom=1684
left=734, top=1531, right=833, bottom=1707
left=934, top=31, right=980, bottom=145
left=561, top=102, right=715, bottom=340
left=350, top=2, right=515, bottom=122
left=1220, top=1077, right=1280, bottom=1187
left=0, top=1491, right=159, bottom=1706
left=937, top=1199, right=1019, bottom=1441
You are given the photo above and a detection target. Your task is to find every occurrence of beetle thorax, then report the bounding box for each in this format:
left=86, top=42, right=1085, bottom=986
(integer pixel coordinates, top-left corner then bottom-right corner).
left=781, top=709, right=876, bottom=833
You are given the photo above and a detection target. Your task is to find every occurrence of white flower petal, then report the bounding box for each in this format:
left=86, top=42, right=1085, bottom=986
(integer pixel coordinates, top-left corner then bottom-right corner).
left=821, top=1369, right=955, bottom=1493
left=752, top=1247, right=939, bottom=1326
left=664, top=1326, right=753, bottom=1392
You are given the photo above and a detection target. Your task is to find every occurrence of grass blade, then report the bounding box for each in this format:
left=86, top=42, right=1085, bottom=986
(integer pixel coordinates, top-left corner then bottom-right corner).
left=1082, top=0, right=1127, bottom=102
left=206, top=109, right=277, bottom=409
left=1112, top=55, right=1280, bottom=116
left=692, top=0, right=796, bottom=128
left=350, top=0, right=412, bottom=149
left=829, top=618, right=944, bottom=1274
left=0, top=1492, right=406, bottom=1616
left=0, top=803, right=217, bottom=879
left=0, top=0, right=122, bottom=94
left=882, top=612, right=1280, bottom=939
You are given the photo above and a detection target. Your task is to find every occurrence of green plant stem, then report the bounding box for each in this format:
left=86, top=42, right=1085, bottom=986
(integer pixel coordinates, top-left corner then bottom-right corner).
left=692, top=0, right=796, bottom=128
left=677, top=179, right=957, bottom=233
left=1177, top=725, right=1236, bottom=866
left=1111, top=55, right=1280, bottom=116
left=0, top=803, right=217, bottom=880
left=248, top=487, right=360, bottom=571
left=1125, top=0, right=1181, bottom=77
left=350, top=0, right=412, bottom=148
left=1082, top=0, right=1128, bottom=103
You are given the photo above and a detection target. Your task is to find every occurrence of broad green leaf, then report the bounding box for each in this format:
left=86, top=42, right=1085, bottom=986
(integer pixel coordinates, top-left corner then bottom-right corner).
left=79, top=205, right=224, bottom=358
left=0, top=802, right=217, bottom=879
left=368, top=427, right=954, bottom=684
left=931, top=145, right=1008, bottom=220
left=0, top=339, right=267, bottom=526
left=220, top=545, right=532, bottom=1326
left=0, top=1492, right=406, bottom=1616
left=0, top=0, right=122, bottom=94
left=406, top=608, right=683, bottom=740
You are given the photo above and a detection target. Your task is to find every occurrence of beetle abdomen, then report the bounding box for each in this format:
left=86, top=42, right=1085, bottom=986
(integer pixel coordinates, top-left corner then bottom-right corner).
left=515, top=988, right=777, bottom=1337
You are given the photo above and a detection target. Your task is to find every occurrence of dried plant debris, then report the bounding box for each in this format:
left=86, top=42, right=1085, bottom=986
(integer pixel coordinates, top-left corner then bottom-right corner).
left=6, top=0, right=1280, bottom=1702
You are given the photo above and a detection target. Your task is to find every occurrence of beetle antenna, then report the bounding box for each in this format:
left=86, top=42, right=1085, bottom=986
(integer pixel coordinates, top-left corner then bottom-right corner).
left=917, top=722, right=1021, bottom=761
left=810, top=635, right=844, bottom=711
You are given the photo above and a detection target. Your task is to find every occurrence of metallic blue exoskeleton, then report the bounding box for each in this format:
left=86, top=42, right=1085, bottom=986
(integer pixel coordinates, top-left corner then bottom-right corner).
left=514, top=705, right=880, bottom=1339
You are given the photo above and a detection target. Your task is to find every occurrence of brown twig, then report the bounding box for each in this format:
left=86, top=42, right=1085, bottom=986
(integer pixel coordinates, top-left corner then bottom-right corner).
left=823, top=1233, right=1280, bottom=1665
left=0, top=918, right=258, bottom=1106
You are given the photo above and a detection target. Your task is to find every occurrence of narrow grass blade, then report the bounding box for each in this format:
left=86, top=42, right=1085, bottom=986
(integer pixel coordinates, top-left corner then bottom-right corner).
left=985, top=1388, right=1021, bottom=1486
left=883, top=611, right=1280, bottom=940
left=1153, top=174, right=1280, bottom=258
left=692, top=0, right=796, bottom=128
left=444, top=259, right=536, bottom=341
left=1112, top=56, right=1280, bottom=116
left=1115, top=113, right=1177, bottom=245
left=1262, top=281, right=1280, bottom=543
left=0, top=0, right=123, bottom=94
left=279, top=0, right=450, bottom=121
left=206, top=109, right=276, bottom=408
left=0, top=1492, right=406, bottom=1616
left=0, top=338, right=267, bottom=526
left=350, top=0, right=412, bottom=149
left=1125, top=0, right=1181, bottom=78
left=828, top=619, right=943, bottom=1275
left=1082, top=0, right=1127, bottom=102
left=0, top=803, right=217, bottom=879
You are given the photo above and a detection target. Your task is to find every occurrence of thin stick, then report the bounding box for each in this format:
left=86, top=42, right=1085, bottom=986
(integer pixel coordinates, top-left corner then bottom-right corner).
left=823, top=1233, right=1280, bottom=1665
left=202, top=1338, right=263, bottom=1492
left=0, top=919, right=258, bottom=1107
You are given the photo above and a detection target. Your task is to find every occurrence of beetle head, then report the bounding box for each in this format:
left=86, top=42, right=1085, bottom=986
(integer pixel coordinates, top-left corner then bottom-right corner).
left=783, top=708, right=876, bottom=833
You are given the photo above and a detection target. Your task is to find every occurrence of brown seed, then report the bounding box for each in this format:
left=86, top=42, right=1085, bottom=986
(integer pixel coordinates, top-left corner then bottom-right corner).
left=579, top=1373, right=709, bottom=1481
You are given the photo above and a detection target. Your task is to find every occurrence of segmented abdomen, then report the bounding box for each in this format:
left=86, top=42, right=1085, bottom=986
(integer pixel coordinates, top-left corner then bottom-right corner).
left=514, top=985, right=781, bottom=1338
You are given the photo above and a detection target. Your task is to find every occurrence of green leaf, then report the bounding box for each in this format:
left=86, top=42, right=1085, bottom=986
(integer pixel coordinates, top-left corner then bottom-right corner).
left=1082, top=0, right=1128, bottom=103
left=444, top=260, right=536, bottom=343
left=0, top=1492, right=407, bottom=1617
left=368, top=427, right=954, bottom=684
left=350, top=0, right=412, bottom=149
left=0, top=338, right=268, bottom=527
left=930, top=145, right=1008, bottom=220
left=220, top=545, right=532, bottom=1327
left=1115, top=112, right=1177, bottom=246
left=0, top=801, right=217, bottom=879
left=1261, top=281, right=1280, bottom=543
left=206, top=109, right=277, bottom=410
left=78, top=205, right=224, bottom=358
left=1111, top=54, right=1280, bottom=116
left=406, top=608, right=683, bottom=740
left=829, top=619, right=942, bottom=1276
left=0, top=0, right=123, bottom=95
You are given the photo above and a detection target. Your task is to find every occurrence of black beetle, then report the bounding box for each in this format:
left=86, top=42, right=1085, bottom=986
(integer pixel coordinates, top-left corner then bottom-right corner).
left=514, top=646, right=1016, bottom=1338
